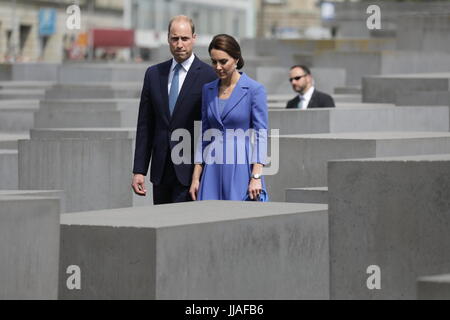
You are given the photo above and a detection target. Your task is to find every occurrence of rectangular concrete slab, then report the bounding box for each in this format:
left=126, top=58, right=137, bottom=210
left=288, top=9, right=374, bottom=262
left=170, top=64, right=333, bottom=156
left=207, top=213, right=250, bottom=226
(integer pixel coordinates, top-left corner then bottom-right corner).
left=11, top=63, right=59, bottom=81
left=0, top=150, right=18, bottom=189
left=266, top=132, right=450, bottom=201
left=328, top=153, right=450, bottom=299
left=45, top=83, right=141, bottom=100
left=285, top=187, right=328, bottom=204
left=19, top=128, right=134, bottom=212
left=363, top=73, right=450, bottom=103
left=35, top=99, right=139, bottom=128
left=269, top=106, right=449, bottom=135
left=0, top=196, right=60, bottom=299
left=0, top=89, right=46, bottom=100
left=0, top=81, right=55, bottom=90
left=0, top=133, right=30, bottom=150
left=58, top=64, right=147, bottom=83
left=59, top=201, right=329, bottom=300
left=417, top=274, right=450, bottom=300
left=0, top=190, right=66, bottom=213
left=334, top=86, right=361, bottom=94
left=395, top=91, right=450, bottom=107
left=0, top=100, right=39, bottom=132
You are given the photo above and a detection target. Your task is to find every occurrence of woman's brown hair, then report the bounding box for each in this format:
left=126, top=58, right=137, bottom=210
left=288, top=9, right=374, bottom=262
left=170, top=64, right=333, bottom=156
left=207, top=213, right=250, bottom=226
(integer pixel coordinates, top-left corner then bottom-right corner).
left=208, top=34, right=245, bottom=70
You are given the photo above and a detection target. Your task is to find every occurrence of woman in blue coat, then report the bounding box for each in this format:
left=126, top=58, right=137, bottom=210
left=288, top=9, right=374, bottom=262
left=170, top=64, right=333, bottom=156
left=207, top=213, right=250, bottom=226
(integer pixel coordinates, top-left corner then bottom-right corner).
left=189, top=34, right=269, bottom=201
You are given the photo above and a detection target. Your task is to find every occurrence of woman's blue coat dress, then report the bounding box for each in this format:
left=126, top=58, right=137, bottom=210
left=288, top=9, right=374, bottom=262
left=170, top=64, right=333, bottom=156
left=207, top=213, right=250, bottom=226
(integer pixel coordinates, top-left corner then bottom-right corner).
left=196, top=73, right=269, bottom=201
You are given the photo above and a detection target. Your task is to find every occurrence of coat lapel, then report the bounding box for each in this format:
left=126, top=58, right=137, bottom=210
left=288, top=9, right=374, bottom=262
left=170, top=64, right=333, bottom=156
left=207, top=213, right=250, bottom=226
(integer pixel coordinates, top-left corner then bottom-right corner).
left=221, top=74, right=249, bottom=121
left=158, top=60, right=171, bottom=125
left=171, top=56, right=201, bottom=120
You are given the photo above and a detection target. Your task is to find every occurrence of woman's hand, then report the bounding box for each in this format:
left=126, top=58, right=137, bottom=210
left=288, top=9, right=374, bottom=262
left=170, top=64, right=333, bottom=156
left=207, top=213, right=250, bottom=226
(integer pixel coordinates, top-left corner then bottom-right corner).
left=189, top=179, right=200, bottom=201
left=248, top=178, right=262, bottom=200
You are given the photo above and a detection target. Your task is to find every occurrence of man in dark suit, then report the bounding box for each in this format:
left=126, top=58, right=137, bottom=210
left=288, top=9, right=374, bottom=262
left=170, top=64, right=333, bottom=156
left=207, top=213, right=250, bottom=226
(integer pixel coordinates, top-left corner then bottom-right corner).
left=286, top=65, right=335, bottom=109
left=131, top=16, right=216, bottom=204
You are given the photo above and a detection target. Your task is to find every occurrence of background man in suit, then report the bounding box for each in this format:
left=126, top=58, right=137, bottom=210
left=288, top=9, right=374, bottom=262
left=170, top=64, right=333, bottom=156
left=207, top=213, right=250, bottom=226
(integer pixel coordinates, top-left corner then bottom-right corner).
left=131, top=15, right=216, bottom=204
left=286, top=65, right=335, bottom=109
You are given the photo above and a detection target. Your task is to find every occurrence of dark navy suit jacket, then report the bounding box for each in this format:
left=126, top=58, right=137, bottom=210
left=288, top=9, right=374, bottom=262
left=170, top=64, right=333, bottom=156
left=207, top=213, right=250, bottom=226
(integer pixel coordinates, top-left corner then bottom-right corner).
left=133, top=55, right=217, bottom=186
left=286, top=89, right=335, bottom=109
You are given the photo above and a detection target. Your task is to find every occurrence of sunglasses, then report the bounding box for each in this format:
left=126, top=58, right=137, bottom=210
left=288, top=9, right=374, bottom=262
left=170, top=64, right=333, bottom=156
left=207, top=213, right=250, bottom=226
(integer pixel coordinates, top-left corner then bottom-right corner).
left=289, top=74, right=307, bottom=82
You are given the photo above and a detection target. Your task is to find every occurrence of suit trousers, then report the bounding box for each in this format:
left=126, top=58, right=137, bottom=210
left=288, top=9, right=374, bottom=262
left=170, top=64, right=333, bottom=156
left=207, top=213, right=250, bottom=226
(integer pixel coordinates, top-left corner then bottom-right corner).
left=152, top=154, right=192, bottom=205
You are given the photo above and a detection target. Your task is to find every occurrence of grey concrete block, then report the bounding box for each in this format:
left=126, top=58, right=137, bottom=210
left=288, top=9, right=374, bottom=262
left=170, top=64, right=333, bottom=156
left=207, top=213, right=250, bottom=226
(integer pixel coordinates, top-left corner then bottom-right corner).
left=362, top=73, right=450, bottom=104
left=0, top=133, right=30, bottom=150
left=0, top=64, right=13, bottom=81
left=58, top=64, right=147, bottom=84
left=45, top=83, right=141, bottom=100
left=0, top=196, right=60, bottom=299
left=312, top=51, right=382, bottom=86
left=397, top=13, right=450, bottom=53
left=269, top=106, right=449, bottom=135
left=240, top=38, right=281, bottom=58
left=0, top=81, right=55, bottom=90
left=417, top=274, right=450, bottom=300
left=0, top=190, right=66, bottom=213
left=333, top=94, right=361, bottom=103
left=328, top=154, right=450, bottom=299
left=241, top=56, right=280, bottom=80
left=11, top=63, right=59, bottom=81
left=285, top=187, right=328, bottom=204
left=334, top=86, right=361, bottom=95
left=0, top=150, right=18, bottom=189
left=395, top=91, right=450, bottom=107
left=257, top=67, right=295, bottom=95
left=0, top=89, right=46, bottom=100
left=380, top=51, right=450, bottom=75
left=18, top=128, right=135, bottom=213
left=314, top=51, right=450, bottom=87
left=310, top=68, right=346, bottom=97
left=59, top=201, right=329, bottom=300
left=266, top=132, right=450, bottom=201
left=0, top=100, right=39, bottom=132
left=35, top=99, right=139, bottom=128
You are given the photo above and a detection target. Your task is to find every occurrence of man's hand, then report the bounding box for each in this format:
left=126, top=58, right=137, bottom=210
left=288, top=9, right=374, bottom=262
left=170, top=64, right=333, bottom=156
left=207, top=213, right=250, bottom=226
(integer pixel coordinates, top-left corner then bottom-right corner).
left=189, top=179, right=200, bottom=201
left=131, top=173, right=147, bottom=196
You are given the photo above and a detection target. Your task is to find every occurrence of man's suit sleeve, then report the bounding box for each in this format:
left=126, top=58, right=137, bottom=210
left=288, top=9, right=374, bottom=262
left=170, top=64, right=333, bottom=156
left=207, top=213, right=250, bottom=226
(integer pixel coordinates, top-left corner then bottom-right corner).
left=194, top=84, right=210, bottom=164
left=322, top=92, right=336, bottom=108
left=133, top=67, right=155, bottom=175
left=286, top=97, right=297, bottom=109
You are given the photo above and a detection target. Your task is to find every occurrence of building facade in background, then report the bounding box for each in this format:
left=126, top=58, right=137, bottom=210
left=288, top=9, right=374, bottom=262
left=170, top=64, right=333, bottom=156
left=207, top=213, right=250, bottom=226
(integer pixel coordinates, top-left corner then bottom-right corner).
left=0, top=0, right=336, bottom=63
left=0, top=0, right=123, bottom=62
left=256, top=0, right=323, bottom=38
left=124, top=0, right=255, bottom=48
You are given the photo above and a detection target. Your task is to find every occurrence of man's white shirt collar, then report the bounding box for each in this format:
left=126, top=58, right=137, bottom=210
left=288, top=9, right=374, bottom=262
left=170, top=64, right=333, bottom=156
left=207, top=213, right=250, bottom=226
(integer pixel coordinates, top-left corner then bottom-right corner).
left=299, top=86, right=314, bottom=102
left=171, top=54, right=195, bottom=73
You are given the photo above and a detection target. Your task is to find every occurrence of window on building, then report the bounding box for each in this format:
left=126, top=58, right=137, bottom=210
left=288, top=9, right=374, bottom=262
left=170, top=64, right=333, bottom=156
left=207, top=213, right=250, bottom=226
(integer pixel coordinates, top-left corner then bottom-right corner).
left=19, top=25, right=31, bottom=54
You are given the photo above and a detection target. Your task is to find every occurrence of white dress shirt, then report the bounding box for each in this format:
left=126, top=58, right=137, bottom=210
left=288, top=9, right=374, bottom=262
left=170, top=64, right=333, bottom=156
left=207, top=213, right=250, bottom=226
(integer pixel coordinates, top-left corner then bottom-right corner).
left=168, top=54, right=195, bottom=95
left=298, top=86, right=315, bottom=109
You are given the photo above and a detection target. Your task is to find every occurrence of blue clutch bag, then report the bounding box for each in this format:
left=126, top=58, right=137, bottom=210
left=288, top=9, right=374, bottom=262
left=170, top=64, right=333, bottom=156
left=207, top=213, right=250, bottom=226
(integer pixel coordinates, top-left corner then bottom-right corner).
left=243, top=190, right=268, bottom=202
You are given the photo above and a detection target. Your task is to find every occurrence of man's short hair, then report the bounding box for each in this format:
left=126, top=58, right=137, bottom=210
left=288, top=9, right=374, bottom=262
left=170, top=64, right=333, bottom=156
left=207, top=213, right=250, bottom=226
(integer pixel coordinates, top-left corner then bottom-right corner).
left=167, top=16, right=195, bottom=35
left=290, top=65, right=311, bottom=75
